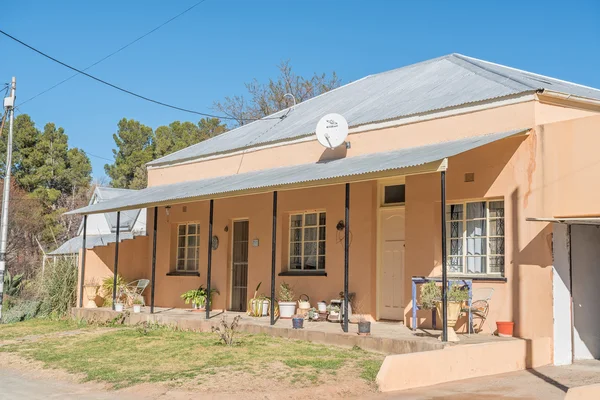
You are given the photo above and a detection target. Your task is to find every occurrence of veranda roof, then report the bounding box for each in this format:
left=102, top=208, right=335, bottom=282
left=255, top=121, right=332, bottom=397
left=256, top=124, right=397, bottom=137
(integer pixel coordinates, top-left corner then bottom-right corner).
left=68, top=128, right=529, bottom=216
left=48, top=233, right=136, bottom=255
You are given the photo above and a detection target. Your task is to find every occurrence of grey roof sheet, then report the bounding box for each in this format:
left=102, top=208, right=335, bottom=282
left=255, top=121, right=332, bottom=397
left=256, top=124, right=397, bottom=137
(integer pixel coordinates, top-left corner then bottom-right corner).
left=48, top=233, right=136, bottom=255
left=69, top=128, right=528, bottom=215
left=148, top=54, right=599, bottom=167
left=94, top=187, right=142, bottom=232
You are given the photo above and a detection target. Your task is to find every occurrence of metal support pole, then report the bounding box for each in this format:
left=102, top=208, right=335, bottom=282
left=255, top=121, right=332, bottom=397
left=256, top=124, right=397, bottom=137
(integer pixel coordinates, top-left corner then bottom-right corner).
left=206, top=200, right=214, bottom=319
left=343, top=183, right=350, bottom=333
left=78, top=215, right=88, bottom=308
left=112, top=211, right=121, bottom=310
left=150, top=207, right=158, bottom=313
left=0, top=77, right=16, bottom=319
left=270, top=191, right=278, bottom=325
left=441, top=170, right=448, bottom=342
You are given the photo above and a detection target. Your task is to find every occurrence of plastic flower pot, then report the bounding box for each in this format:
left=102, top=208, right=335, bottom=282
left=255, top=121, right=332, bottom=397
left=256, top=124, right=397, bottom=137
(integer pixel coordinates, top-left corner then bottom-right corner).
left=496, top=321, right=514, bottom=337
left=358, top=321, right=371, bottom=336
left=292, top=316, right=304, bottom=329
left=278, top=301, right=296, bottom=319
left=114, top=303, right=124, bottom=312
left=133, top=304, right=142, bottom=313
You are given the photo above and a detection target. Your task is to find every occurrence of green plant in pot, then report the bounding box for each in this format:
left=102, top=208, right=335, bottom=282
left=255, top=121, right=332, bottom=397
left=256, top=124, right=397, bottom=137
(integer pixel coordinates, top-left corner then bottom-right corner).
left=181, top=285, right=219, bottom=310
left=420, top=281, right=468, bottom=329
left=132, top=297, right=143, bottom=313
left=277, top=282, right=296, bottom=319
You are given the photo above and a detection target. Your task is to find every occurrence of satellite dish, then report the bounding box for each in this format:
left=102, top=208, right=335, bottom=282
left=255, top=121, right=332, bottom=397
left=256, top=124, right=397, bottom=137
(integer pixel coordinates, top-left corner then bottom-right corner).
left=316, top=113, right=348, bottom=149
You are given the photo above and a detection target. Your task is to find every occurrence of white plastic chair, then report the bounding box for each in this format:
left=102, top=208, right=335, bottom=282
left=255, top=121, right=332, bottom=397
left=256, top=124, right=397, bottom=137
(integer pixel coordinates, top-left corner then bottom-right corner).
left=462, top=288, right=494, bottom=335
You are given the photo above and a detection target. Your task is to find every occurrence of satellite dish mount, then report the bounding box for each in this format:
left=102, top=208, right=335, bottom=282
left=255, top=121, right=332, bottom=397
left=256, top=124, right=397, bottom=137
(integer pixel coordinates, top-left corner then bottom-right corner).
left=315, top=113, right=349, bottom=149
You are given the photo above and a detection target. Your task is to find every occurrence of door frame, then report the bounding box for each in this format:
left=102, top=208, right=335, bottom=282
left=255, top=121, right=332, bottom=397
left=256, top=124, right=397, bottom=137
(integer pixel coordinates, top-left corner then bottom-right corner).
left=229, top=218, right=249, bottom=311
left=376, top=177, right=406, bottom=320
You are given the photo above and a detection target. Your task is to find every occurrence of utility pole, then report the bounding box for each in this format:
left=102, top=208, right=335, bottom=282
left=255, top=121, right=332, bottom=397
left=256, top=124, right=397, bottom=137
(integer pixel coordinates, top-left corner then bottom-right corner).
left=0, top=77, right=16, bottom=320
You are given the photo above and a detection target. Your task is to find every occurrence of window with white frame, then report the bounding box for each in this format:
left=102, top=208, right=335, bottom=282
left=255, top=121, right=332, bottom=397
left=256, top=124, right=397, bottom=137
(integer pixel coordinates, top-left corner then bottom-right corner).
left=176, top=223, right=200, bottom=271
left=289, top=212, right=326, bottom=270
left=446, top=200, right=505, bottom=275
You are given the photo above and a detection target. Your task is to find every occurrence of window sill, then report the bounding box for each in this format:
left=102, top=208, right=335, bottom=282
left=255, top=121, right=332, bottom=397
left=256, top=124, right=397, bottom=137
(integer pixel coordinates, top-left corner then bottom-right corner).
left=278, top=271, right=327, bottom=277
left=166, top=271, right=200, bottom=277
left=449, top=275, right=507, bottom=283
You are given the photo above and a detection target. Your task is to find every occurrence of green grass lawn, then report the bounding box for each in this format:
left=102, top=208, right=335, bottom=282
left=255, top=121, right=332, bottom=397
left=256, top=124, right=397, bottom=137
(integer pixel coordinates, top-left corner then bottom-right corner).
left=0, top=319, right=384, bottom=389
left=0, top=318, right=86, bottom=341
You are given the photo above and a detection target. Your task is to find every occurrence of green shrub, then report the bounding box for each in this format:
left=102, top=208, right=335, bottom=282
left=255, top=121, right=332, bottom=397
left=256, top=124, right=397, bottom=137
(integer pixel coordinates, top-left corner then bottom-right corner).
left=37, top=257, right=78, bottom=318
left=2, top=299, right=41, bottom=323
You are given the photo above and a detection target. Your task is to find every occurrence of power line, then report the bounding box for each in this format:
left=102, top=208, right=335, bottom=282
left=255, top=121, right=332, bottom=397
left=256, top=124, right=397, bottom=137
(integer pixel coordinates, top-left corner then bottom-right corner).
left=17, top=0, right=209, bottom=108
left=0, top=29, right=281, bottom=122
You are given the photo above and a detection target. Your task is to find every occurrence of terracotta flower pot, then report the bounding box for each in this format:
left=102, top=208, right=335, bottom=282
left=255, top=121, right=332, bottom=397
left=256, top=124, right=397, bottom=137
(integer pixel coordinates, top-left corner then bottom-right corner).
left=496, top=321, right=514, bottom=337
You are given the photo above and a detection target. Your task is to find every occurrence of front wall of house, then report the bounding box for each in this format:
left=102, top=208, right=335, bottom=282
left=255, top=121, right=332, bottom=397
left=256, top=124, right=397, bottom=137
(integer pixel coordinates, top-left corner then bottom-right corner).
left=144, top=182, right=377, bottom=312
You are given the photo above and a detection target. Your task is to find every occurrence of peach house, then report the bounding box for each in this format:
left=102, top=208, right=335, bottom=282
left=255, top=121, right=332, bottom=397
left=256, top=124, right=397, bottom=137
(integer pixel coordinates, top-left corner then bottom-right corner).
left=69, top=54, right=600, bottom=364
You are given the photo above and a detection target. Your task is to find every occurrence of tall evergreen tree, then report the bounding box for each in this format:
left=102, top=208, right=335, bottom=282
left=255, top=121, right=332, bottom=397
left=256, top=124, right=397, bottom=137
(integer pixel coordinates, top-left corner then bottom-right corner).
left=104, top=118, right=154, bottom=189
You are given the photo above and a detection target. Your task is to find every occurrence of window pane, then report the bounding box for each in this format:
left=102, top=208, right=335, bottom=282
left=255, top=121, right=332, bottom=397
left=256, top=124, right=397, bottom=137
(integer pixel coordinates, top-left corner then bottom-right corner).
left=448, top=221, right=463, bottom=239
left=304, top=227, right=317, bottom=241
left=187, top=248, right=196, bottom=260
left=318, top=256, right=326, bottom=270
left=304, top=242, right=317, bottom=256
left=489, top=219, right=504, bottom=236
left=466, top=202, right=486, bottom=219
left=319, top=212, right=326, bottom=225
left=177, top=259, right=185, bottom=269
left=384, top=185, right=406, bottom=204
left=290, top=242, right=301, bottom=256
left=290, top=214, right=302, bottom=228
left=305, top=213, right=317, bottom=226
left=290, top=257, right=302, bottom=269
left=449, top=256, right=463, bottom=273
left=188, top=224, right=197, bottom=235
left=178, top=225, right=186, bottom=235
left=467, top=220, right=486, bottom=238
left=489, top=237, right=504, bottom=255
left=186, top=259, right=197, bottom=271
left=489, top=201, right=504, bottom=218
left=290, top=228, right=302, bottom=242
left=489, top=256, right=504, bottom=273
left=467, top=237, right=486, bottom=256
left=467, top=256, right=486, bottom=274
left=304, top=256, right=317, bottom=270
left=318, top=241, right=326, bottom=255
left=318, top=227, right=326, bottom=240
left=187, top=236, right=197, bottom=247
left=447, top=204, right=463, bottom=221
left=178, top=236, right=185, bottom=247
left=450, top=239, right=462, bottom=256
left=177, top=248, right=185, bottom=260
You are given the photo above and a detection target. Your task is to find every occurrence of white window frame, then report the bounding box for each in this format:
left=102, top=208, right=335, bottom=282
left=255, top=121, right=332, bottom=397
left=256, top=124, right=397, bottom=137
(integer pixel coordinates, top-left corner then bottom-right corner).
left=288, top=211, right=326, bottom=271
left=446, top=199, right=505, bottom=276
left=176, top=223, right=200, bottom=272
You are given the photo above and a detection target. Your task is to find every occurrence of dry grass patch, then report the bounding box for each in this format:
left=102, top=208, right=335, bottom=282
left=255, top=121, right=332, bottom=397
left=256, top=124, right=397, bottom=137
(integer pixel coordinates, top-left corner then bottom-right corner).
left=0, top=318, right=86, bottom=341
left=0, top=323, right=384, bottom=390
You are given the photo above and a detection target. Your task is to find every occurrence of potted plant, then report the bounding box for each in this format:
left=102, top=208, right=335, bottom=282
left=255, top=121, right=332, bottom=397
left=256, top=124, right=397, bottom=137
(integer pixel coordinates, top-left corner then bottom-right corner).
left=353, top=299, right=371, bottom=335
left=180, top=285, right=219, bottom=311
left=247, top=282, right=270, bottom=317
left=83, top=279, right=99, bottom=308
left=278, top=282, right=296, bottom=318
left=421, top=281, right=468, bottom=330
left=292, top=314, right=304, bottom=329
left=132, top=297, right=143, bottom=313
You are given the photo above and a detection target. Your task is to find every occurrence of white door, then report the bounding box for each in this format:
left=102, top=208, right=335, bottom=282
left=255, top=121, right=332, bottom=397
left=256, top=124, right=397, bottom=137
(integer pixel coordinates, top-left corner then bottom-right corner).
left=380, top=208, right=405, bottom=320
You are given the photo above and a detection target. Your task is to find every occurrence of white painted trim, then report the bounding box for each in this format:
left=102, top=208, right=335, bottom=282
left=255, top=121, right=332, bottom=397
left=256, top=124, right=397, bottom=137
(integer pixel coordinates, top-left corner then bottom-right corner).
left=147, top=94, right=535, bottom=170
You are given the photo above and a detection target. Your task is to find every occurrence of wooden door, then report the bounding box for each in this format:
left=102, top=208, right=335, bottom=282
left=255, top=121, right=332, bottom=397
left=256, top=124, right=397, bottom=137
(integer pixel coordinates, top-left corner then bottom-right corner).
left=230, top=220, right=249, bottom=311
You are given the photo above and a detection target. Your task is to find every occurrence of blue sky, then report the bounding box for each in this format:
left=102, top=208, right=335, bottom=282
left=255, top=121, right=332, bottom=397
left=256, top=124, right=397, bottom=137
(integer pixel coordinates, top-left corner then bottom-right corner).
left=2, top=0, right=599, bottom=179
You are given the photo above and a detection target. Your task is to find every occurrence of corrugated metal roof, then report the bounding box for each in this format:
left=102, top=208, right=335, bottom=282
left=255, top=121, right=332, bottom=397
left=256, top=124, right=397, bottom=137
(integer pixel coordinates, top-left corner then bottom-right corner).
left=48, top=233, right=136, bottom=255
left=148, top=54, right=600, bottom=167
left=69, top=128, right=528, bottom=216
